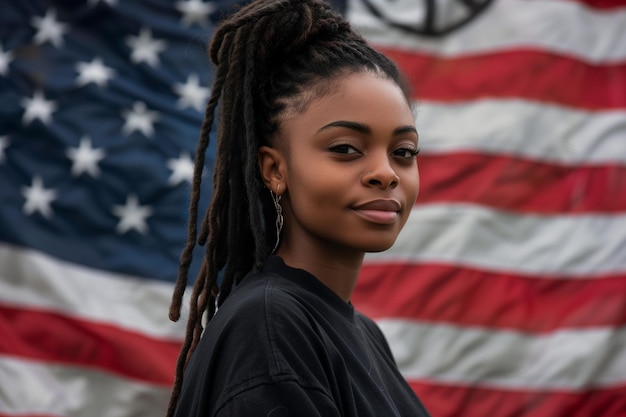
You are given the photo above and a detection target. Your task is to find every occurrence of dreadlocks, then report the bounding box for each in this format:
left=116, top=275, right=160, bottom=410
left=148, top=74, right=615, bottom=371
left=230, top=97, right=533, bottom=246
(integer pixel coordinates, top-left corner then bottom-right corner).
left=166, top=0, right=411, bottom=415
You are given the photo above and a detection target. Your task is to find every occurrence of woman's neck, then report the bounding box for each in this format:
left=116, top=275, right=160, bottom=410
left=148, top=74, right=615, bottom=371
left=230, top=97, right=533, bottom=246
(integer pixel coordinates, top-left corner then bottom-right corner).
left=276, top=243, right=364, bottom=302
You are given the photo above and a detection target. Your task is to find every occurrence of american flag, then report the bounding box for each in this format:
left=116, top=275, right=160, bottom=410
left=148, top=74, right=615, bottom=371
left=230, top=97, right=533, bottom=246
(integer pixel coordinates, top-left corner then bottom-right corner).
left=1, top=0, right=625, bottom=416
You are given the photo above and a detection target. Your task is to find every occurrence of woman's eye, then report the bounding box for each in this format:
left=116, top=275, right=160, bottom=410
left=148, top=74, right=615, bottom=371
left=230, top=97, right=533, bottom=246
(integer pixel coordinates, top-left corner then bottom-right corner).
left=329, top=144, right=360, bottom=154
left=393, top=147, right=419, bottom=159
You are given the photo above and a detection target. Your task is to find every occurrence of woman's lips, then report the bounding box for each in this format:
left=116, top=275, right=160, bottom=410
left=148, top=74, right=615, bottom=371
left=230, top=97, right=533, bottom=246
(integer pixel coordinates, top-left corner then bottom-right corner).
left=353, top=209, right=399, bottom=224
left=352, top=199, right=401, bottom=224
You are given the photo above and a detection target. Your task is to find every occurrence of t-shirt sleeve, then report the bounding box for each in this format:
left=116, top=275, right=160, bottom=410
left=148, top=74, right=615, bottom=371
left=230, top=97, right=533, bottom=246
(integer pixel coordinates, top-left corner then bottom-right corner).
left=215, top=379, right=341, bottom=417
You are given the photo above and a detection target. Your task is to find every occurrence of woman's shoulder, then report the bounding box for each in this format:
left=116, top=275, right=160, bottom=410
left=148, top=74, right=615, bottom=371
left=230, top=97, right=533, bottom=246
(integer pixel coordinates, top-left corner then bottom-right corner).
left=189, top=270, right=315, bottom=370
left=197, top=269, right=334, bottom=383
left=220, top=268, right=306, bottom=312
left=178, top=270, right=335, bottom=416
left=206, top=269, right=318, bottom=339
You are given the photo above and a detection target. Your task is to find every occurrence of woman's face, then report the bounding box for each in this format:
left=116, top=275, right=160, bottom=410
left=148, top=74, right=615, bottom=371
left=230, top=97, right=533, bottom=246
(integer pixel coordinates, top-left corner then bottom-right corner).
left=271, top=72, right=419, bottom=256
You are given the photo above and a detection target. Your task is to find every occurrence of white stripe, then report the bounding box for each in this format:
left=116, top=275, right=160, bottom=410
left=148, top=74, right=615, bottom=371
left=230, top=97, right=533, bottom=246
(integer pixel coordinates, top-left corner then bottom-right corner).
left=414, top=100, right=626, bottom=165
left=366, top=205, right=626, bottom=276
left=0, top=243, right=188, bottom=339
left=379, top=319, right=626, bottom=390
left=348, top=0, right=626, bottom=63
left=0, top=356, right=170, bottom=417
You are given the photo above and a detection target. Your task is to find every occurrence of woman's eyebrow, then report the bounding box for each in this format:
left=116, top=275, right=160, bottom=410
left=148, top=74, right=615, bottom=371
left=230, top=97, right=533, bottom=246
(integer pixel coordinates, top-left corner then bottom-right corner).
left=393, top=126, right=418, bottom=137
left=318, top=120, right=371, bottom=134
left=318, top=121, right=418, bottom=137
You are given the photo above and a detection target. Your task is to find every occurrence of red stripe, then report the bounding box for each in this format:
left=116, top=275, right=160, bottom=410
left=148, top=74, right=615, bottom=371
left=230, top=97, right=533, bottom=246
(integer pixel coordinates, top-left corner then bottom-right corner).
left=355, top=263, right=626, bottom=332
left=562, top=0, right=626, bottom=9
left=378, top=47, right=626, bottom=110
left=410, top=381, right=626, bottom=417
left=0, top=305, right=179, bottom=385
left=416, top=153, right=626, bottom=213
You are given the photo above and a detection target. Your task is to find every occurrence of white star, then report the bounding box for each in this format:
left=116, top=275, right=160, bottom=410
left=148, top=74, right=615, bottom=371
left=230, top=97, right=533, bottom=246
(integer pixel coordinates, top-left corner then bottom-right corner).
left=173, top=74, right=210, bottom=111
left=167, top=152, right=194, bottom=186
left=66, top=136, right=106, bottom=178
left=175, top=0, right=216, bottom=26
left=21, top=90, right=57, bottom=125
left=0, top=43, right=13, bottom=76
left=126, top=28, right=167, bottom=67
left=75, top=58, right=115, bottom=87
left=0, top=136, right=9, bottom=163
left=22, top=176, right=57, bottom=218
left=112, top=194, right=153, bottom=235
left=122, top=101, right=160, bottom=138
left=31, top=9, right=68, bottom=47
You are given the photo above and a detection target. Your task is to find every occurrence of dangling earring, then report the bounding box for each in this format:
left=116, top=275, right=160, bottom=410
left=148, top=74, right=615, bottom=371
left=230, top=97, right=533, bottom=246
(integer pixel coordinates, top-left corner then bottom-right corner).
left=270, top=184, right=283, bottom=253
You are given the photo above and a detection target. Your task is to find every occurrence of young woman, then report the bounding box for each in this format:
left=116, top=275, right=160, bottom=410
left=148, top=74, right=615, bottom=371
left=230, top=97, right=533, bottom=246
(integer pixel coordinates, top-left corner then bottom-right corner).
left=167, top=0, right=430, bottom=416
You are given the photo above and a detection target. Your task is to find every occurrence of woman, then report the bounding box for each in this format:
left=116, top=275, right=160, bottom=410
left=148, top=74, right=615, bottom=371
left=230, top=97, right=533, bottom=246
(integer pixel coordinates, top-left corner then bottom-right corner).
left=167, top=0, right=430, bottom=416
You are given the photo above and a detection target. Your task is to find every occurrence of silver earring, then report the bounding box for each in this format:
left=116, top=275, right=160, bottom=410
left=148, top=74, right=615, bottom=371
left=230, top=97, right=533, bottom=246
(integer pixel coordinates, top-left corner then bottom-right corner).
left=270, top=184, right=283, bottom=253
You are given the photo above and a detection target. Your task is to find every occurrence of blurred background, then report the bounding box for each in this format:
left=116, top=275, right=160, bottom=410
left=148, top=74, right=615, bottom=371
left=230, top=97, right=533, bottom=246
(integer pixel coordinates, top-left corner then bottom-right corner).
left=1, top=0, right=625, bottom=416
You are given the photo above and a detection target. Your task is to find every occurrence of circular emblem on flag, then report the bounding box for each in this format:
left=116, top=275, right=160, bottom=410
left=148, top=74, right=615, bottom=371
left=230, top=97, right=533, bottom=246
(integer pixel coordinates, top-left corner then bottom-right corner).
left=360, top=0, right=493, bottom=36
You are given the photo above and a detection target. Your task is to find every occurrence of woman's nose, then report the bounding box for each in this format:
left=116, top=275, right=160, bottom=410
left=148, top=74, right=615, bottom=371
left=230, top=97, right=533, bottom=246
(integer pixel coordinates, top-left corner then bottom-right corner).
left=361, top=159, right=399, bottom=190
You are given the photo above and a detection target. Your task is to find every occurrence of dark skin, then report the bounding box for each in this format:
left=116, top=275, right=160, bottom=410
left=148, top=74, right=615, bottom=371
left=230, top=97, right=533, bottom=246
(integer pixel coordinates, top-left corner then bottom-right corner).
left=259, top=72, right=420, bottom=302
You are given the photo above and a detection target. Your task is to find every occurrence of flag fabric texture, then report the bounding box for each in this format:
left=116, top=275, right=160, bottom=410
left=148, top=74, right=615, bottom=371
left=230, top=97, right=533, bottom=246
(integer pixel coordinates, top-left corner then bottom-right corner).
left=1, top=1, right=625, bottom=417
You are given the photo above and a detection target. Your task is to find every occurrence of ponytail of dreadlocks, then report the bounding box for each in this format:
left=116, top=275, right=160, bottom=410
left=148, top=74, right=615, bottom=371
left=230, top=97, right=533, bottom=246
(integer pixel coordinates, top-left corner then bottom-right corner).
left=166, top=1, right=412, bottom=415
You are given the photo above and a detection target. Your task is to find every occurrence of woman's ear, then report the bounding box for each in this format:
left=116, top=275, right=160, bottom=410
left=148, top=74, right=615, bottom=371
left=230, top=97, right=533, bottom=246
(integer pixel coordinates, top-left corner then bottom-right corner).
left=258, top=146, right=286, bottom=193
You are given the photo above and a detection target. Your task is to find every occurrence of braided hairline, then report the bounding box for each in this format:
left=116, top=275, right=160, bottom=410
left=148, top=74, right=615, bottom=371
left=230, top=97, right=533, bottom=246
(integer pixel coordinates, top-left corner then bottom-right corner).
left=166, top=1, right=411, bottom=415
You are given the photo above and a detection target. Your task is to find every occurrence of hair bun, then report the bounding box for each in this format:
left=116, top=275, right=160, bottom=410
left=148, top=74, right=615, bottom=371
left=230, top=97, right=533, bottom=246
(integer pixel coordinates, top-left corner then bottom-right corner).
left=209, top=0, right=350, bottom=65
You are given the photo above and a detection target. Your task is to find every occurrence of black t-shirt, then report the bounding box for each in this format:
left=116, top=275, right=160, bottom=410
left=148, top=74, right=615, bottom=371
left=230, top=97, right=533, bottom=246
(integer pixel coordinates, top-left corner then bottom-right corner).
left=174, top=256, right=431, bottom=417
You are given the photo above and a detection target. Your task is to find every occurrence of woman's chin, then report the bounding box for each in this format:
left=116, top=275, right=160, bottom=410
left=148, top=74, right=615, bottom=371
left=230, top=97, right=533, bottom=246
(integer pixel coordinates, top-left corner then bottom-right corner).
left=362, top=239, right=397, bottom=253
